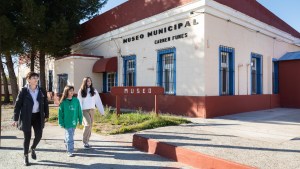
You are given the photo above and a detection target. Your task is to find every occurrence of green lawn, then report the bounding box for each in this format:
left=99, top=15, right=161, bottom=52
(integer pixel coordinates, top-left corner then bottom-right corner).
left=49, top=106, right=191, bottom=135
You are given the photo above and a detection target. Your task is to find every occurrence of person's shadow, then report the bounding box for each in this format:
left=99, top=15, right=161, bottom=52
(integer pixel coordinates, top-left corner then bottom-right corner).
left=36, top=160, right=179, bottom=169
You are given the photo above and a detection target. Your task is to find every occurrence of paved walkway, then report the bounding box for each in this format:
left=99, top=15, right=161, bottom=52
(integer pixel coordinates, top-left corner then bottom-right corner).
left=0, top=108, right=193, bottom=169
left=134, top=108, right=300, bottom=169
left=1, top=107, right=300, bottom=169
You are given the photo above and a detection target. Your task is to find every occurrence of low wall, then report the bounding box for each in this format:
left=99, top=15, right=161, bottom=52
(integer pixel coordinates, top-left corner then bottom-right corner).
left=100, top=93, right=280, bottom=118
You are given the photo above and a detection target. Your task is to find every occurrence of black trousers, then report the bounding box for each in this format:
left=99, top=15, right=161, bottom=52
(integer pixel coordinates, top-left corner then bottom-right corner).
left=23, top=113, right=43, bottom=155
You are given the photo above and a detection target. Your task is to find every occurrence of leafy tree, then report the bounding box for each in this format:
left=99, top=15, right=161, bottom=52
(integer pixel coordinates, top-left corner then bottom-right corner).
left=1, top=0, right=108, bottom=99
left=21, top=0, right=108, bottom=90
left=17, top=0, right=46, bottom=72
left=0, top=0, right=21, bottom=102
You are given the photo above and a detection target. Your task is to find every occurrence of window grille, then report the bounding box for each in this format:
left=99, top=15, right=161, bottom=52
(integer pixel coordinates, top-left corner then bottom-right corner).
left=251, top=53, right=263, bottom=94
left=48, top=70, right=53, bottom=92
left=123, top=56, right=136, bottom=86
left=107, top=72, right=117, bottom=92
left=157, top=48, right=176, bottom=95
left=219, top=46, right=235, bottom=95
left=251, top=58, right=257, bottom=94
left=272, top=61, right=279, bottom=94
left=58, top=74, right=68, bottom=94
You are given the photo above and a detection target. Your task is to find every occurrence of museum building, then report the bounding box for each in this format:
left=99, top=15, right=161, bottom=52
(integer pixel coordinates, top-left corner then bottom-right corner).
left=53, top=0, right=300, bottom=117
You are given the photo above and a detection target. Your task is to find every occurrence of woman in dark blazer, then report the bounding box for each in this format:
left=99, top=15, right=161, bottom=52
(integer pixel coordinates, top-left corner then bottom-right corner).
left=12, top=72, right=49, bottom=166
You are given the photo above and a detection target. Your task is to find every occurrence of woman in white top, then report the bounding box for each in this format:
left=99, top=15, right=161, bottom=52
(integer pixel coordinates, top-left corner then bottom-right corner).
left=77, top=77, right=104, bottom=149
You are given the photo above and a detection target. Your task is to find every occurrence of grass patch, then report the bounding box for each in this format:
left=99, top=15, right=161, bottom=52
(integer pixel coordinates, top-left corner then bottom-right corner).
left=48, top=106, right=191, bottom=135
left=108, top=114, right=189, bottom=135
left=2, top=104, right=14, bottom=109
left=48, top=107, right=59, bottom=122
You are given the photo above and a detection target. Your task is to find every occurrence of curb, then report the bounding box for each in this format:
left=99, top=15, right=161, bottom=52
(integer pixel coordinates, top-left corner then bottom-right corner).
left=132, top=134, right=257, bottom=169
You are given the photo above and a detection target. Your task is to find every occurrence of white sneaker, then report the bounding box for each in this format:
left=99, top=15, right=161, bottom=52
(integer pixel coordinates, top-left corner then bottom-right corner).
left=67, top=152, right=74, bottom=157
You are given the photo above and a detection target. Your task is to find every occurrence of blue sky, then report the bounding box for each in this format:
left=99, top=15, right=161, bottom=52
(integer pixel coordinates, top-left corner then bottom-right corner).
left=100, top=0, right=300, bottom=33
left=257, top=0, right=300, bottom=32
left=99, top=0, right=128, bottom=14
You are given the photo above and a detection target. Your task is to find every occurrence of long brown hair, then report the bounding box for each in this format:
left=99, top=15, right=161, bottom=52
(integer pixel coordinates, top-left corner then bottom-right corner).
left=59, top=85, right=74, bottom=104
left=80, top=77, right=95, bottom=98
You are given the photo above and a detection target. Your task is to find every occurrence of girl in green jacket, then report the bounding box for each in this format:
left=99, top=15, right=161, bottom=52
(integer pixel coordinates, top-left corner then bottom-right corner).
left=58, top=85, right=83, bottom=157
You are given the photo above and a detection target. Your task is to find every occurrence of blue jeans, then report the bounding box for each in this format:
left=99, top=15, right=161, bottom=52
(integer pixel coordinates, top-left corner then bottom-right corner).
left=65, top=128, right=75, bottom=153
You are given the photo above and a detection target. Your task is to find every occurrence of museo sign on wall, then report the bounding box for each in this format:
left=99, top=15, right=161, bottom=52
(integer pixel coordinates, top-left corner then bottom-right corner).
left=123, top=19, right=199, bottom=44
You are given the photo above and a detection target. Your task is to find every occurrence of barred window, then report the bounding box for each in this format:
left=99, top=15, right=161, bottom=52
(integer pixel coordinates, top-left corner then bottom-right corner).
left=251, top=58, right=257, bottom=94
left=107, top=72, right=116, bottom=92
left=162, top=53, right=174, bottom=94
left=251, top=53, right=263, bottom=94
left=123, top=56, right=136, bottom=86
left=221, top=52, right=229, bottom=95
left=219, top=46, right=235, bottom=95
left=157, top=48, right=176, bottom=95
left=58, top=74, right=68, bottom=94
left=272, top=61, right=279, bottom=94
left=48, top=70, right=53, bottom=92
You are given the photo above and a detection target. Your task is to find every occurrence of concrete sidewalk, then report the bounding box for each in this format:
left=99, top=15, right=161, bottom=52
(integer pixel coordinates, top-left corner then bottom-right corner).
left=0, top=108, right=193, bottom=169
left=133, top=108, right=300, bottom=169
left=2, top=107, right=300, bottom=169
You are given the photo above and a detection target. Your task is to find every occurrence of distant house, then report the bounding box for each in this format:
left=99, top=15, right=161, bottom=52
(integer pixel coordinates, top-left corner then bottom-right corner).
left=18, top=56, right=55, bottom=101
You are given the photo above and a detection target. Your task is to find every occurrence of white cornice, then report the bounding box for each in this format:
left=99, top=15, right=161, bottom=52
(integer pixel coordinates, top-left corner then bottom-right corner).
left=72, top=0, right=300, bottom=51
left=56, top=56, right=100, bottom=62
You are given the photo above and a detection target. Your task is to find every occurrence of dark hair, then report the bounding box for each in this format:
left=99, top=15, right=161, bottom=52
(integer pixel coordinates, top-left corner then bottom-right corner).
left=26, top=72, right=39, bottom=79
left=59, top=85, right=74, bottom=104
left=80, top=77, right=95, bottom=98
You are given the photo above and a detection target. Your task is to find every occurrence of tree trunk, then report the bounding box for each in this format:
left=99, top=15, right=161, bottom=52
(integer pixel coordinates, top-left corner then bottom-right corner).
left=30, top=50, right=36, bottom=71
left=0, top=62, right=10, bottom=103
left=39, top=51, right=46, bottom=90
left=5, top=51, right=19, bottom=103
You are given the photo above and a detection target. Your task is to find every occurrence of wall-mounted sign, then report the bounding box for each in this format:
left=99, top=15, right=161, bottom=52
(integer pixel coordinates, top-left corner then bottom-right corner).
left=111, top=86, right=164, bottom=116
left=123, top=19, right=199, bottom=44
left=154, top=33, right=188, bottom=44
left=111, top=86, right=164, bottom=96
